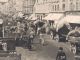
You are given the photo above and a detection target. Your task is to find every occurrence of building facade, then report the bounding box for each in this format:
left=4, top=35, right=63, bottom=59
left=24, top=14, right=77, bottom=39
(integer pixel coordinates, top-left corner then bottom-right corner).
left=34, top=0, right=80, bottom=19
left=23, top=0, right=36, bottom=14
left=33, top=0, right=52, bottom=20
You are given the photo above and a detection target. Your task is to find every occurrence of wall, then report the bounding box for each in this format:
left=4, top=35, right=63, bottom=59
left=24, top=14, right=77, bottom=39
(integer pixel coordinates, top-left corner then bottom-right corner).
left=23, top=0, right=35, bottom=14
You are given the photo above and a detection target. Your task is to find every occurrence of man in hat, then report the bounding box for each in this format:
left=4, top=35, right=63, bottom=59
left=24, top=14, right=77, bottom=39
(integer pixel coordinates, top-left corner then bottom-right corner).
left=27, top=29, right=35, bottom=51
left=56, top=47, right=66, bottom=60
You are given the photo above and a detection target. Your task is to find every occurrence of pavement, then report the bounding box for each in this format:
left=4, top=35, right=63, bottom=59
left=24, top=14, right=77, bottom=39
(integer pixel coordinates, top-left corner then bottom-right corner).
left=16, top=34, right=75, bottom=60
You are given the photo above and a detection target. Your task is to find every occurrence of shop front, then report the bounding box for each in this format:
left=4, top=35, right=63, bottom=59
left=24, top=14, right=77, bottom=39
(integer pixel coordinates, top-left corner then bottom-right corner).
left=43, top=13, right=64, bottom=39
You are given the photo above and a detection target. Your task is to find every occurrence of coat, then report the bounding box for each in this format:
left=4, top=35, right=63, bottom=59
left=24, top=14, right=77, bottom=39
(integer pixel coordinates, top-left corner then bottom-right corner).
left=56, top=51, right=66, bottom=60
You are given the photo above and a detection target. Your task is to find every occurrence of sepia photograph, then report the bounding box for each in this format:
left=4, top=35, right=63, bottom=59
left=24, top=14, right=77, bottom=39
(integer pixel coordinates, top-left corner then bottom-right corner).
left=0, top=0, right=80, bottom=60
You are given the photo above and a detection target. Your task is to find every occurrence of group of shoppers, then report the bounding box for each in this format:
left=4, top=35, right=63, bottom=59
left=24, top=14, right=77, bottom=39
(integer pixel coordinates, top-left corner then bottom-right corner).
left=0, top=41, right=7, bottom=51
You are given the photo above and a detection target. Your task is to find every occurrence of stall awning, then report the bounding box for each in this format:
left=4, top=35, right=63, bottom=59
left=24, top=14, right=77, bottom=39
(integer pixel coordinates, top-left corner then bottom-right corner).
left=43, top=13, right=64, bottom=21
left=61, top=15, right=80, bottom=24
left=28, top=14, right=37, bottom=20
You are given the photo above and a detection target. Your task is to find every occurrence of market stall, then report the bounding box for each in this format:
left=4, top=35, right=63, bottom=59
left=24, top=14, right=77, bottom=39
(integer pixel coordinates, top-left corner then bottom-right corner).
left=43, top=13, right=64, bottom=39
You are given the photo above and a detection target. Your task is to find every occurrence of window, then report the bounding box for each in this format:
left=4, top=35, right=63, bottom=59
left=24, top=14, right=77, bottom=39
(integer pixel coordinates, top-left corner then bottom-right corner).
left=43, top=0, right=45, bottom=3
left=62, top=0, right=65, bottom=2
left=76, top=2, right=78, bottom=10
left=70, top=0, right=73, bottom=1
left=45, top=0, right=47, bottom=2
left=70, top=3, right=74, bottom=11
left=37, top=15, right=39, bottom=18
left=37, top=0, right=38, bottom=3
left=57, top=5, right=59, bottom=11
left=53, top=5, right=54, bottom=11
left=55, top=5, right=57, bottom=11
left=43, top=0, right=47, bottom=3
left=77, top=0, right=79, bottom=1
left=62, top=4, right=65, bottom=10
left=43, top=14, right=45, bottom=17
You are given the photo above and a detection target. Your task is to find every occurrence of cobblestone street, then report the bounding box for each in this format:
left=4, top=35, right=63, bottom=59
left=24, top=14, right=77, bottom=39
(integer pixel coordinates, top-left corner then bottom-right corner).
left=16, top=35, right=75, bottom=60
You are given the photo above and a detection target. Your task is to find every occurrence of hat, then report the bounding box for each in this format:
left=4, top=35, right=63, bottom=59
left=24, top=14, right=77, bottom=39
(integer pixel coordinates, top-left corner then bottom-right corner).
left=59, top=47, right=63, bottom=50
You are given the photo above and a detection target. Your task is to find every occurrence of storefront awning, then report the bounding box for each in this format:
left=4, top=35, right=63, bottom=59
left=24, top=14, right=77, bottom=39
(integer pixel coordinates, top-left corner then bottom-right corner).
left=43, top=13, right=64, bottom=21
left=56, top=15, right=80, bottom=31
left=61, top=15, right=80, bottom=24
left=28, top=14, right=37, bottom=20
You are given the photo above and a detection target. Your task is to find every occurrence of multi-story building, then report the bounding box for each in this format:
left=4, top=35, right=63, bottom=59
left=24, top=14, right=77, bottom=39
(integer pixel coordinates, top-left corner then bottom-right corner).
left=33, top=0, right=52, bottom=20
left=45, top=0, right=80, bottom=12
left=34, top=0, right=80, bottom=19
left=23, top=0, right=36, bottom=14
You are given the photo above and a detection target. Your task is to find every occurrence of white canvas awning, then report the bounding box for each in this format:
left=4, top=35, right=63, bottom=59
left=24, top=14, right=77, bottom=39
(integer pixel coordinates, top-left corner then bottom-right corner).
left=28, top=14, right=37, bottom=20
left=61, top=15, right=80, bottom=24
left=56, top=15, right=80, bottom=31
left=43, top=13, right=64, bottom=21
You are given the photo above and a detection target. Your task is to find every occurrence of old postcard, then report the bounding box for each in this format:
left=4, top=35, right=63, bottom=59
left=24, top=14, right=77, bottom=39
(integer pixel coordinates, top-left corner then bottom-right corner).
left=0, top=0, right=79, bottom=60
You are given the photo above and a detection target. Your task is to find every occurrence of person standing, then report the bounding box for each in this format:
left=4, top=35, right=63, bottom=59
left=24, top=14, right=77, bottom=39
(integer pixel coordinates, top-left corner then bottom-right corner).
left=27, top=30, right=34, bottom=51
left=56, top=47, right=66, bottom=60
left=70, top=43, right=76, bottom=55
left=0, top=41, right=2, bottom=50
left=40, top=33, right=45, bottom=46
left=2, top=42, right=7, bottom=51
left=27, top=36, right=32, bottom=50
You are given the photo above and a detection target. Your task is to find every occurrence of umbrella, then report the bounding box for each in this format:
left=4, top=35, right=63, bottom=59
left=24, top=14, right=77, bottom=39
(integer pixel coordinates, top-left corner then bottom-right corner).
left=68, top=30, right=80, bottom=37
left=34, top=20, right=40, bottom=24
left=34, top=20, right=45, bottom=27
left=68, top=30, right=80, bottom=43
left=56, top=19, right=69, bottom=32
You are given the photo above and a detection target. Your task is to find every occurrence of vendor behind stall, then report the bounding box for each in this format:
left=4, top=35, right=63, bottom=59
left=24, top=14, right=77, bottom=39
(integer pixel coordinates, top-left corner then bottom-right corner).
left=56, top=20, right=71, bottom=42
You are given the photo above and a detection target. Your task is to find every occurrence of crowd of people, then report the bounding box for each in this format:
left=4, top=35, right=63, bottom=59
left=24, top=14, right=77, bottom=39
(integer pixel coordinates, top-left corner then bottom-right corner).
left=1, top=13, right=80, bottom=60
left=0, top=41, right=7, bottom=51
